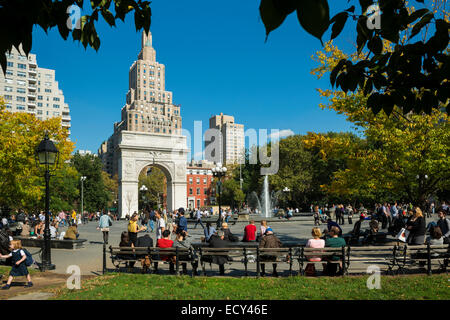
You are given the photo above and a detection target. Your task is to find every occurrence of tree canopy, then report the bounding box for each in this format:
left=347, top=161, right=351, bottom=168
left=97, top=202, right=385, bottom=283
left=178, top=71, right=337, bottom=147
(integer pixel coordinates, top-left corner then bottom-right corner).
left=305, top=41, right=450, bottom=206
left=260, top=0, right=449, bottom=116
left=0, top=0, right=151, bottom=74
left=0, top=98, right=76, bottom=213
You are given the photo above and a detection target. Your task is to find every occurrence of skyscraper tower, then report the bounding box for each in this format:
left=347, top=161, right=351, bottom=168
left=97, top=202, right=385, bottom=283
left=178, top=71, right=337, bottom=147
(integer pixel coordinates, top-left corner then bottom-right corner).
left=99, top=31, right=182, bottom=176
left=115, top=31, right=182, bottom=135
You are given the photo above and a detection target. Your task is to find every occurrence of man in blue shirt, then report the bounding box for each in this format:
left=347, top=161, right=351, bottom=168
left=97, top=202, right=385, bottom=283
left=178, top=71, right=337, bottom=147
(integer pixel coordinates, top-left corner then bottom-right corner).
left=177, top=208, right=188, bottom=233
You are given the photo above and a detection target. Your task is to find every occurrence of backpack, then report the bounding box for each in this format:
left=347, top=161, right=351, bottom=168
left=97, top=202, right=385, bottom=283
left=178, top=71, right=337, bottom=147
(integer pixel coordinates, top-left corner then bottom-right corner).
left=22, top=249, right=34, bottom=267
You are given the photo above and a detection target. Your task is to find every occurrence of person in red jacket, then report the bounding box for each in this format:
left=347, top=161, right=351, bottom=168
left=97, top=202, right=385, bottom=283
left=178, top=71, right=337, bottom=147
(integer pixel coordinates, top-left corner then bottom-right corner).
left=243, top=220, right=257, bottom=242
left=155, top=229, right=175, bottom=274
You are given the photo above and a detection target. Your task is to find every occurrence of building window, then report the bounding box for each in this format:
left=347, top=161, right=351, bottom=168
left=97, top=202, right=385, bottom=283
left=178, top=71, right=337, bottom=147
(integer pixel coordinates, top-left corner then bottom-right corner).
left=7, top=62, right=13, bottom=68
left=196, top=188, right=200, bottom=195
left=16, top=96, right=26, bottom=102
left=18, top=63, right=27, bottom=69
left=45, top=89, right=51, bottom=93
left=4, top=86, right=12, bottom=92
left=16, top=105, right=25, bottom=110
left=189, top=188, right=193, bottom=195
left=17, top=71, right=26, bottom=77
left=189, top=178, right=193, bottom=184
left=196, top=178, right=200, bottom=184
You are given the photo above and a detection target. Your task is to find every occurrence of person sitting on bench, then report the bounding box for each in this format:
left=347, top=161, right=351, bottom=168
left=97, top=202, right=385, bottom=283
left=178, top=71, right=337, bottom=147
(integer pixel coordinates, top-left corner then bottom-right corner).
left=324, top=226, right=346, bottom=276
left=208, top=230, right=230, bottom=275
left=155, top=230, right=175, bottom=274
left=258, top=228, right=282, bottom=277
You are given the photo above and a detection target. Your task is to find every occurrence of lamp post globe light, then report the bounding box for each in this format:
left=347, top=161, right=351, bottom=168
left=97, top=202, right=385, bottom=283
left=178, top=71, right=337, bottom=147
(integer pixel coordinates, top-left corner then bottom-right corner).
left=212, top=163, right=227, bottom=228
left=283, top=187, right=291, bottom=209
left=140, top=185, right=148, bottom=211
left=35, top=132, right=59, bottom=271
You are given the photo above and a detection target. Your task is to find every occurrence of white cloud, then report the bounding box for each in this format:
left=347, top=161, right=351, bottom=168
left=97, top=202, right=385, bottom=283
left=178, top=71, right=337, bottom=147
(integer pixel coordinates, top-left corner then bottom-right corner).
left=269, top=129, right=295, bottom=140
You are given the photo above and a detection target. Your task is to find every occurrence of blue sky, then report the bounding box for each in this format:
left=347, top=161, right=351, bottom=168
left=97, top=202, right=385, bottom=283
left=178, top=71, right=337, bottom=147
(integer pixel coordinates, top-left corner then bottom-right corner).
left=30, top=0, right=359, bottom=158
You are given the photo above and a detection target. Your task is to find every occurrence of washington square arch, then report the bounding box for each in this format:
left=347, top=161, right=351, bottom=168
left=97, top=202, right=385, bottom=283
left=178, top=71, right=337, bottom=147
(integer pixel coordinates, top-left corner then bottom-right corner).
left=98, top=31, right=188, bottom=218
left=118, top=131, right=188, bottom=217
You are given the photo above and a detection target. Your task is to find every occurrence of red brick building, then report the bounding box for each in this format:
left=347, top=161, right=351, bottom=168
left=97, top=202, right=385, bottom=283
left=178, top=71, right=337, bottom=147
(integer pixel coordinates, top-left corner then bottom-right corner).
left=186, top=164, right=215, bottom=210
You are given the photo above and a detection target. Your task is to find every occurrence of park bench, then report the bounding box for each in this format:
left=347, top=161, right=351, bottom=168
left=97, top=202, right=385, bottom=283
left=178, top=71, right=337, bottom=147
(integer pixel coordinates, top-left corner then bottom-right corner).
left=196, top=246, right=295, bottom=277
left=298, top=246, right=350, bottom=276
left=256, top=247, right=295, bottom=277
left=107, top=246, right=194, bottom=275
left=346, top=245, right=397, bottom=274
left=393, top=243, right=449, bottom=275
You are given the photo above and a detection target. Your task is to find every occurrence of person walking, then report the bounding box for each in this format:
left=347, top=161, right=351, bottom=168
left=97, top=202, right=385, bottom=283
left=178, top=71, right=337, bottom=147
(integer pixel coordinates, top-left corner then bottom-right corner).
left=0, top=240, right=33, bottom=290
left=155, top=210, right=166, bottom=240
left=177, top=208, right=188, bottom=233
left=194, top=208, right=204, bottom=229
left=313, top=206, right=321, bottom=226
left=97, top=212, right=113, bottom=244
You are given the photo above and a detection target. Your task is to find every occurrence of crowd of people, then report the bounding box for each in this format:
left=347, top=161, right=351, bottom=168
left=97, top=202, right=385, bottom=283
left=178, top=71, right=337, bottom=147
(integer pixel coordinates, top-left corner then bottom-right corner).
left=116, top=200, right=449, bottom=277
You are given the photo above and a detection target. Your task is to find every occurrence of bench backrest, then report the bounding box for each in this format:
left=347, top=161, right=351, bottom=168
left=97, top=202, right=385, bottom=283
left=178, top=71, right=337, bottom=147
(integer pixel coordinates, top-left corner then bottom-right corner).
left=110, top=246, right=190, bottom=255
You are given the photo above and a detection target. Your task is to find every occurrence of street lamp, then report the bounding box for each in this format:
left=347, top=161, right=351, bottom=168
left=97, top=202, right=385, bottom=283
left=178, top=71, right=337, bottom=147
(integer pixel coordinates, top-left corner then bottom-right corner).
left=212, top=163, right=227, bottom=228
left=140, top=185, right=148, bottom=211
left=35, top=132, right=59, bottom=271
left=283, top=187, right=291, bottom=209
left=80, top=176, right=87, bottom=219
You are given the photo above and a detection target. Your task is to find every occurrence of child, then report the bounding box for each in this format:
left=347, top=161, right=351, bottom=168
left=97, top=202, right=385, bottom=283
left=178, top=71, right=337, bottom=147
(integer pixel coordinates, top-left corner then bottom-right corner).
left=0, top=240, right=33, bottom=289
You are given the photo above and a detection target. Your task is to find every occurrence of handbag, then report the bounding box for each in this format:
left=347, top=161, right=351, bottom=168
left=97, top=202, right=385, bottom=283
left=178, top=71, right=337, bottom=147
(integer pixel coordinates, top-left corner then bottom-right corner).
left=396, top=228, right=410, bottom=242
left=108, top=218, right=112, bottom=227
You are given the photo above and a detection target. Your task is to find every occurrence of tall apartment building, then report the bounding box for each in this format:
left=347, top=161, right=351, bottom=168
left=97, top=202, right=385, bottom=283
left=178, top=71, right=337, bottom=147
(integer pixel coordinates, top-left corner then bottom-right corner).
left=99, top=32, right=182, bottom=176
left=0, top=46, right=71, bottom=133
left=205, top=113, right=245, bottom=165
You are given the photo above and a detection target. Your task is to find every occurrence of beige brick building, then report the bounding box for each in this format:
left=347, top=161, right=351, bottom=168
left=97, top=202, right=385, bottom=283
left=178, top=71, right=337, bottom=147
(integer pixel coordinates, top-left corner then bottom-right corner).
left=205, top=113, right=245, bottom=165
left=0, top=46, right=71, bottom=133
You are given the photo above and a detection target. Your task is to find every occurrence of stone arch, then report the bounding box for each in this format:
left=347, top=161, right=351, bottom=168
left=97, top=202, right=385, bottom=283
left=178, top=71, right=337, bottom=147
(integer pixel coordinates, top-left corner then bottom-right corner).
left=118, top=131, right=188, bottom=218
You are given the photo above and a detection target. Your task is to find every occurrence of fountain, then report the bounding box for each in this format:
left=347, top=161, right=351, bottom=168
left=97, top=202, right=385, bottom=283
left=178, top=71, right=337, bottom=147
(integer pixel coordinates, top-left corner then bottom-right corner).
left=245, top=175, right=282, bottom=219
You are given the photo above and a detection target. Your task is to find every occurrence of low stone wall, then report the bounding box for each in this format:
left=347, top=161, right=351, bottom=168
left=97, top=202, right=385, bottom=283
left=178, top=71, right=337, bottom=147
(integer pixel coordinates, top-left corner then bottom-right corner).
left=14, top=236, right=87, bottom=249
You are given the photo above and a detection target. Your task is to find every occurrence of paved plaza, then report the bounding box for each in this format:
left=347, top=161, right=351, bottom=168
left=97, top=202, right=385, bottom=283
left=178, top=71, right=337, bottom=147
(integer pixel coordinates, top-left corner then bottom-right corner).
left=21, top=215, right=396, bottom=276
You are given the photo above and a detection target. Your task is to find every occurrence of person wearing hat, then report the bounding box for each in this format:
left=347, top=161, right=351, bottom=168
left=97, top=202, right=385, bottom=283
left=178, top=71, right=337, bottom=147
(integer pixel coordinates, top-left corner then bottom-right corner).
left=258, top=228, right=282, bottom=277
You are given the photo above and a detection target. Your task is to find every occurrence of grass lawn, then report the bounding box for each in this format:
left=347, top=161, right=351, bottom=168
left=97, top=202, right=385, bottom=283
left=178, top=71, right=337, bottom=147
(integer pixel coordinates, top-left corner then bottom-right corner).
left=0, top=265, right=39, bottom=277
left=52, top=273, right=450, bottom=300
